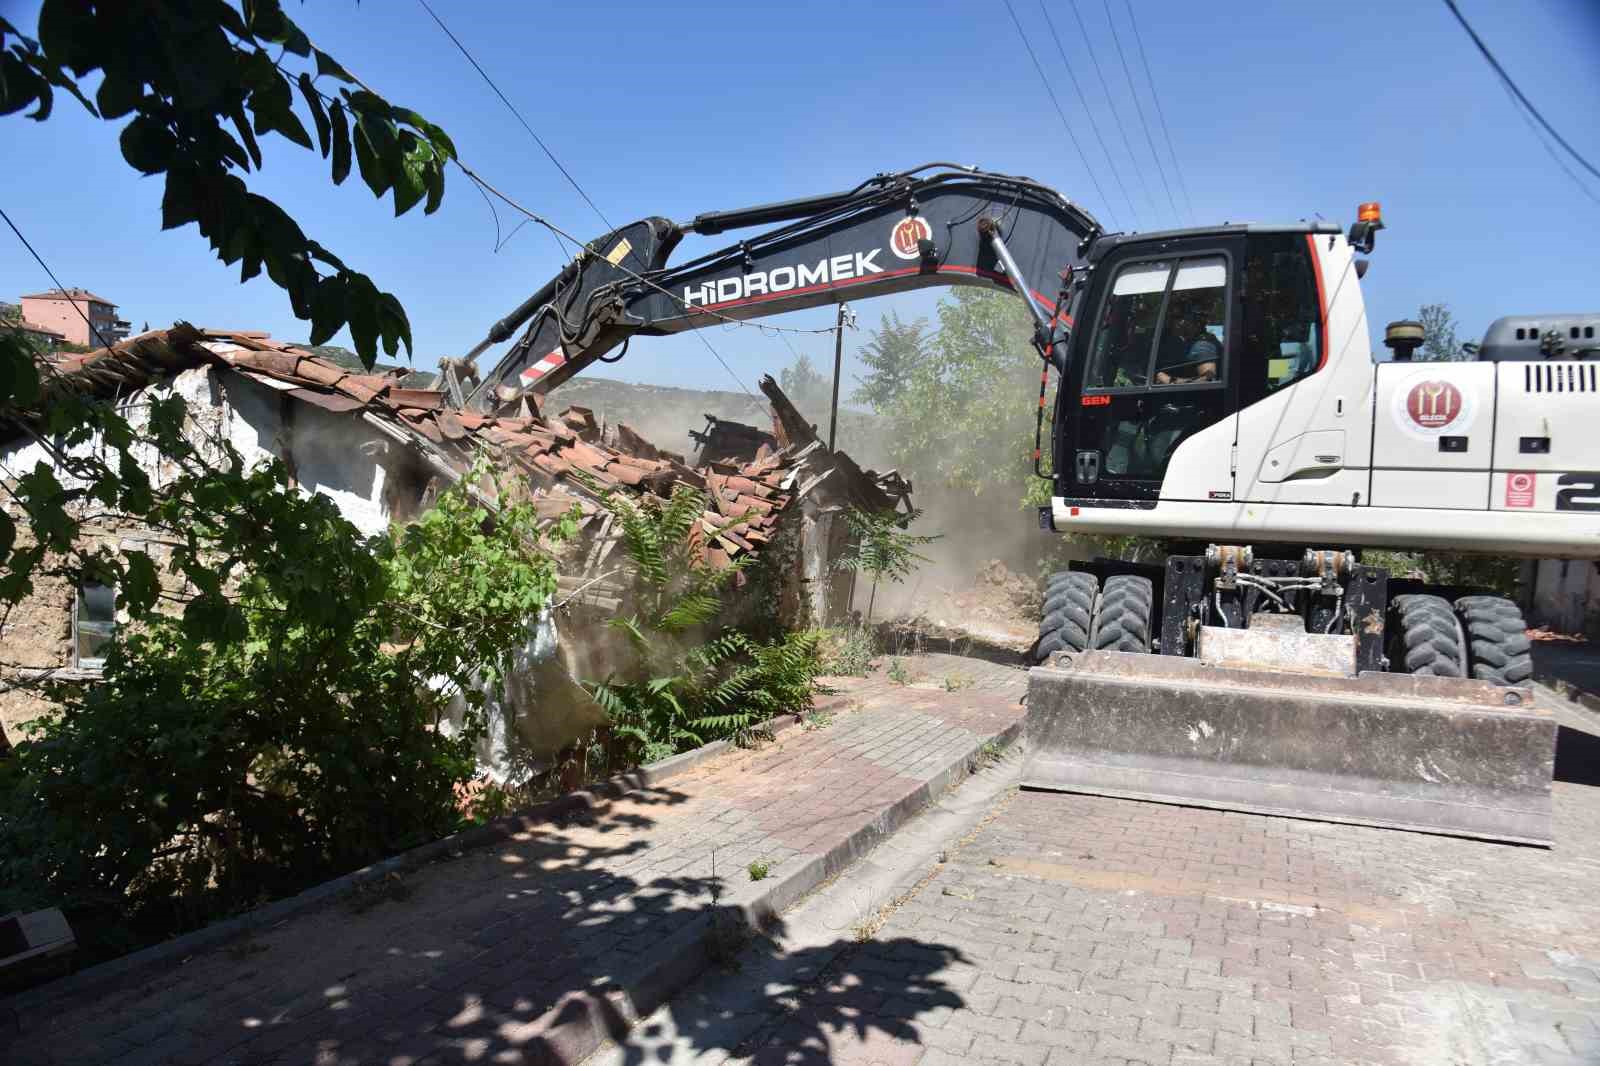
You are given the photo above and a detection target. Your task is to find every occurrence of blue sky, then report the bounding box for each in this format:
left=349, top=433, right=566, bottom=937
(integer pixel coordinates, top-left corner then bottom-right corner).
left=2, top=0, right=1597, bottom=396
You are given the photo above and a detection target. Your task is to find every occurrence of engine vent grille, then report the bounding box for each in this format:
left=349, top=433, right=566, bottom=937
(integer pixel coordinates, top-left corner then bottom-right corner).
left=1524, top=362, right=1598, bottom=393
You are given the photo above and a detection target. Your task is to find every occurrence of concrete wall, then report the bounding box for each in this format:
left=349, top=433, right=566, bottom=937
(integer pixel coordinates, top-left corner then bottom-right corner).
left=217, top=372, right=423, bottom=536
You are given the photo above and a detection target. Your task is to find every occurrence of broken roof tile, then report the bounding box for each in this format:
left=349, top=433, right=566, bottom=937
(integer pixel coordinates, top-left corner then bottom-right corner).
left=334, top=375, right=387, bottom=403
left=436, top=410, right=471, bottom=441
left=387, top=387, right=446, bottom=412
left=287, top=388, right=366, bottom=413
left=21, top=326, right=905, bottom=573
left=294, top=360, right=348, bottom=387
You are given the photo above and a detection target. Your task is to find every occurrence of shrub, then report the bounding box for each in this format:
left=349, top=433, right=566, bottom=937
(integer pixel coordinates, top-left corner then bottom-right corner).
left=817, top=625, right=876, bottom=677
left=833, top=506, right=939, bottom=622
left=0, top=459, right=566, bottom=961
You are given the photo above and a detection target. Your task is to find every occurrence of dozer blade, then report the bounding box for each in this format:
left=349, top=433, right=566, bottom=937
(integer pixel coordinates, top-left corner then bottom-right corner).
left=1022, top=652, right=1557, bottom=846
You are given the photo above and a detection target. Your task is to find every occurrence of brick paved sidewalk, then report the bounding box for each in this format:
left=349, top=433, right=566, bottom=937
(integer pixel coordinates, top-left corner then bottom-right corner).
left=730, top=695, right=1600, bottom=1066
left=0, top=653, right=1026, bottom=1066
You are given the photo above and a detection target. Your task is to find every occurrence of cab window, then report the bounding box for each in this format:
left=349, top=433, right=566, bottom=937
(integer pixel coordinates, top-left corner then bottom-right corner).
left=1152, top=257, right=1226, bottom=387
left=1243, top=234, right=1322, bottom=393
left=1086, top=255, right=1228, bottom=390
left=1085, top=260, right=1169, bottom=389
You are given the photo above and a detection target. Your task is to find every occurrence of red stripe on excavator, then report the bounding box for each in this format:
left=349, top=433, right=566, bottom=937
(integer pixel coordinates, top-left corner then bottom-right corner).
left=682, top=265, right=1073, bottom=327
left=1306, top=234, right=1328, bottom=372
left=519, top=348, right=567, bottom=384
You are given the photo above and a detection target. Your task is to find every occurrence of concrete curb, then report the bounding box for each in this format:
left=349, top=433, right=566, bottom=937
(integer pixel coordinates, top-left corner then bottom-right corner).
left=2, top=712, right=806, bottom=1014
left=520, top=716, right=1026, bottom=1063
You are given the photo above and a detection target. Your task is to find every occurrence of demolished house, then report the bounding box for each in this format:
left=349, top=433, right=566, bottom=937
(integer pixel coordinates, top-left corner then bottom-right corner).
left=0, top=324, right=909, bottom=769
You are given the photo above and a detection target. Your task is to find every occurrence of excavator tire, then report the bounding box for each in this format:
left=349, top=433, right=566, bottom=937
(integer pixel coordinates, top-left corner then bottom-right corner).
left=1044, top=569, right=1075, bottom=590
left=1036, top=572, right=1098, bottom=663
left=1455, top=595, right=1533, bottom=686
left=1089, top=575, right=1155, bottom=653
left=1388, top=593, right=1466, bottom=678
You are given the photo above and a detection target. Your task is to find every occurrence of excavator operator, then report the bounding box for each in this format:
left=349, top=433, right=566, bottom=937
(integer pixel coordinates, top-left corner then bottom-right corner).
left=1154, top=310, right=1221, bottom=385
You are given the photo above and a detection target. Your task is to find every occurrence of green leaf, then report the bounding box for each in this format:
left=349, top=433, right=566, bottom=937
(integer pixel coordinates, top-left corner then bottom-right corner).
left=0, top=49, right=52, bottom=120
left=161, top=167, right=200, bottom=230
left=121, top=551, right=161, bottom=619
left=0, top=333, right=41, bottom=406
left=313, top=48, right=352, bottom=82
left=0, top=543, right=40, bottom=605
left=228, top=101, right=262, bottom=170
left=329, top=100, right=351, bottom=184
left=297, top=73, right=330, bottom=157
left=248, top=71, right=312, bottom=151
left=353, top=117, right=393, bottom=198
left=96, top=72, right=141, bottom=120
left=309, top=274, right=347, bottom=347
left=391, top=137, right=429, bottom=217
left=376, top=292, right=410, bottom=358
left=345, top=279, right=379, bottom=366
left=119, top=116, right=176, bottom=174
left=424, top=164, right=445, bottom=215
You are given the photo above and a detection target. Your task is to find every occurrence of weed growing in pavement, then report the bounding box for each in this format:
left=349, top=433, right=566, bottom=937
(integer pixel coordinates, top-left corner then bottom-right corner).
left=803, top=711, right=836, bottom=732
left=943, top=674, right=971, bottom=692
left=976, top=740, right=1004, bottom=766
left=747, top=859, right=772, bottom=881
left=887, top=658, right=910, bottom=685
left=817, top=625, right=875, bottom=677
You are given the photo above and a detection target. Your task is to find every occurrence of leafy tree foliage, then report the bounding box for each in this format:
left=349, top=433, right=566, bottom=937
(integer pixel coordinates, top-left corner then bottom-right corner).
left=852, top=310, right=927, bottom=412
left=1, top=0, right=455, bottom=365
left=1418, top=302, right=1470, bottom=362
left=0, top=458, right=569, bottom=961
left=1, top=0, right=461, bottom=656
left=1360, top=548, right=1518, bottom=596
left=878, top=289, right=1040, bottom=499
left=585, top=486, right=821, bottom=764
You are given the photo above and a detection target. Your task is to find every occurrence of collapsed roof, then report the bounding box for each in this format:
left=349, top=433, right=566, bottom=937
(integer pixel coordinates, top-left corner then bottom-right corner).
left=12, top=325, right=909, bottom=572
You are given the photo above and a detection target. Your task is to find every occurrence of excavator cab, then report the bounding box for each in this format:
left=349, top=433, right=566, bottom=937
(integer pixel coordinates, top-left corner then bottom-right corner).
left=1063, top=232, right=1241, bottom=504
left=1055, top=226, right=1336, bottom=509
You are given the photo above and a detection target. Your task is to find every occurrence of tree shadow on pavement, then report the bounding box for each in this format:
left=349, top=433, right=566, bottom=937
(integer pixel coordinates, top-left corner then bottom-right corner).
left=621, top=932, right=974, bottom=1066
left=5, top=782, right=714, bottom=1066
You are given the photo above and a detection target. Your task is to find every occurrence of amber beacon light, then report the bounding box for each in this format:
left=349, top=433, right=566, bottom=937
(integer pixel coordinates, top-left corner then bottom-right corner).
left=1357, top=201, right=1383, bottom=223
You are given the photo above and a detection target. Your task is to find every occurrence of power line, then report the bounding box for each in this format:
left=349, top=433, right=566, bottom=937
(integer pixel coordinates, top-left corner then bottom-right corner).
left=1002, top=0, right=1119, bottom=230
left=1065, top=0, right=1156, bottom=223
left=1442, top=0, right=1600, bottom=199
left=1494, top=80, right=1600, bottom=208
left=417, top=0, right=616, bottom=236
left=0, top=205, right=114, bottom=350
left=1101, top=0, right=1179, bottom=228
left=455, top=163, right=761, bottom=395
left=1038, top=0, right=1141, bottom=228
left=1123, top=0, right=1196, bottom=226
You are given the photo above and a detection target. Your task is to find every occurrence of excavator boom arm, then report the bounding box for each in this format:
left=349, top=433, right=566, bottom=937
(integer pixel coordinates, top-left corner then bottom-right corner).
left=465, top=164, right=1101, bottom=410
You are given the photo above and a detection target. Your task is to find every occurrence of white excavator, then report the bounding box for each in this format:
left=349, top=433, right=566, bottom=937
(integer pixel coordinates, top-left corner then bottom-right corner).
left=448, top=164, right=1600, bottom=846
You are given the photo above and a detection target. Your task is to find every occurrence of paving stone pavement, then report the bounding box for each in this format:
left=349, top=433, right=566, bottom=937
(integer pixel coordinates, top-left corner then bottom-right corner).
left=712, top=695, right=1600, bottom=1066
left=0, top=653, right=1026, bottom=1066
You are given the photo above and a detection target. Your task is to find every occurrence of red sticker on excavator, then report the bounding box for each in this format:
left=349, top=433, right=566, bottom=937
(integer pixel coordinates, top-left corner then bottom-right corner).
left=1506, top=471, right=1536, bottom=508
